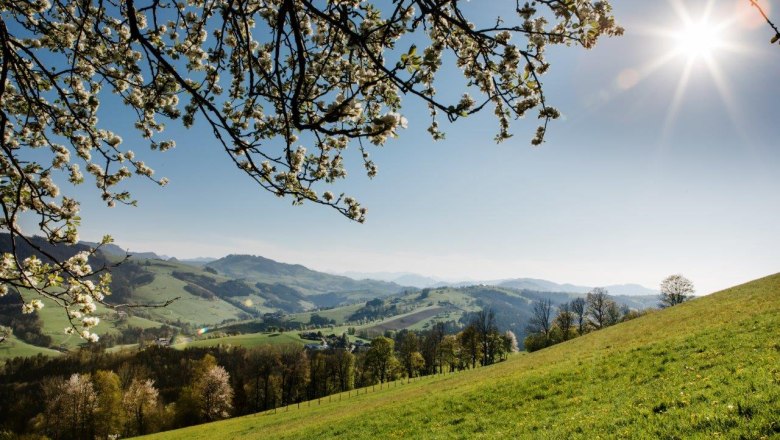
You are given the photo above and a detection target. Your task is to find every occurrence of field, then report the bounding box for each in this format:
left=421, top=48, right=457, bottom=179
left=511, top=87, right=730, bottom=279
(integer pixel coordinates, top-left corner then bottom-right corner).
left=0, top=335, right=61, bottom=360
left=172, top=332, right=304, bottom=349
left=286, top=303, right=364, bottom=325
left=34, top=297, right=165, bottom=349
left=361, top=306, right=448, bottom=334
left=125, top=261, right=252, bottom=326
left=144, top=273, right=780, bottom=439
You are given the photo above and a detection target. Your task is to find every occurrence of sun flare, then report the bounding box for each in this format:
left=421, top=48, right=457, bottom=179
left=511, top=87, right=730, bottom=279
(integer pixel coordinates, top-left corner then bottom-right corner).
left=675, top=20, right=722, bottom=59
left=627, top=0, right=756, bottom=138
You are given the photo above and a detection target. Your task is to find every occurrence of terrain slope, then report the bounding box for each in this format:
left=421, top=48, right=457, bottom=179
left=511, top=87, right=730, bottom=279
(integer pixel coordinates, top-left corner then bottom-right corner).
left=144, top=273, right=780, bottom=439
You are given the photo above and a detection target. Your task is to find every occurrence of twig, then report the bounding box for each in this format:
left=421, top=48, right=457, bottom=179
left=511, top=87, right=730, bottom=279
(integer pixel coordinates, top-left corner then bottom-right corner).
left=749, top=0, right=780, bottom=43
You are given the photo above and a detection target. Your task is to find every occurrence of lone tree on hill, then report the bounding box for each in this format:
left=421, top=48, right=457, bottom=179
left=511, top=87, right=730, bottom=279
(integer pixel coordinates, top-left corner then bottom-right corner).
left=659, top=274, right=695, bottom=308
left=0, top=1, right=622, bottom=339
left=586, top=287, right=614, bottom=330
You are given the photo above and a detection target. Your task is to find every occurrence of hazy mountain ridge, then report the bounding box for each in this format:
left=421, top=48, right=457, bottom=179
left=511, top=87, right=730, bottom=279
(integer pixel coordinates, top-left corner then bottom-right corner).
left=339, top=271, right=445, bottom=288
left=341, top=270, right=659, bottom=296
left=206, top=254, right=409, bottom=300
left=81, top=240, right=165, bottom=261
left=1, top=236, right=659, bottom=335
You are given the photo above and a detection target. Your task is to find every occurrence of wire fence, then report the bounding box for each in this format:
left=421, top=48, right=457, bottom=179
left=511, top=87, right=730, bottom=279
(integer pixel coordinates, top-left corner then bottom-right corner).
left=256, top=367, right=471, bottom=416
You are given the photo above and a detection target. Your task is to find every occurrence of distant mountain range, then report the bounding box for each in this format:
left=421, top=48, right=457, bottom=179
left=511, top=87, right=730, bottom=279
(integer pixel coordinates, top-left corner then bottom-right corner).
left=205, top=254, right=408, bottom=304
left=340, top=271, right=658, bottom=297
left=1, top=234, right=658, bottom=316
left=0, top=234, right=662, bottom=356
left=80, top=239, right=658, bottom=297
left=495, top=279, right=658, bottom=297
left=340, top=271, right=445, bottom=288
left=81, top=241, right=166, bottom=261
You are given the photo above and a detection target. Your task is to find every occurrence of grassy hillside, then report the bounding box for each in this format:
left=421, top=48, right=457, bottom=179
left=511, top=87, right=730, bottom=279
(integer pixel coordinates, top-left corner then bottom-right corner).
left=190, top=284, right=659, bottom=349
left=172, top=332, right=304, bottom=349
left=206, top=254, right=407, bottom=301
left=0, top=335, right=61, bottom=360
left=124, top=259, right=254, bottom=325
left=144, top=273, right=780, bottom=439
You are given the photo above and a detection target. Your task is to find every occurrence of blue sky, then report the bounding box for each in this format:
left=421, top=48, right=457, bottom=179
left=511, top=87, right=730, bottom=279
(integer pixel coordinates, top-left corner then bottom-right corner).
left=48, top=0, right=779, bottom=294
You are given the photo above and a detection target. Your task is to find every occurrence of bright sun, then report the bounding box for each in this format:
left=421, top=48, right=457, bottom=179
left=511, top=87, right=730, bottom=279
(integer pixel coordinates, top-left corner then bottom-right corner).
left=619, top=0, right=756, bottom=138
left=675, top=21, right=722, bottom=59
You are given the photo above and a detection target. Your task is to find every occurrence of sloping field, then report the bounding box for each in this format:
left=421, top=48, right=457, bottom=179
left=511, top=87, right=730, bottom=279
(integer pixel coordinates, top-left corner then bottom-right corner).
left=128, top=261, right=249, bottom=326
left=171, top=332, right=304, bottom=349
left=0, top=335, right=61, bottom=360
left=362, top=306, right=448, bottom=333
left=144, top=273, right=780, bottom=439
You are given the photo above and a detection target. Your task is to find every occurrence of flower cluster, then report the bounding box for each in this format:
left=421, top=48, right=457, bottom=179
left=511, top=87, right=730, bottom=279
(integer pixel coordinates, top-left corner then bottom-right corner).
left=0, top=236, right=112, bottom=341
left=0, top=0, right=620, bottom=337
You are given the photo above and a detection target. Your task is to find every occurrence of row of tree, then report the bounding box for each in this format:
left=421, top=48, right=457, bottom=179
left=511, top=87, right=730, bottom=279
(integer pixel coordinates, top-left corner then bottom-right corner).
left=523, top=275, right=695, bottom=352
left=23, top=354, right=233, bottom=439
left=523, top=288, right=646, bottom=352
left=0, top=311, right=517, bottom=439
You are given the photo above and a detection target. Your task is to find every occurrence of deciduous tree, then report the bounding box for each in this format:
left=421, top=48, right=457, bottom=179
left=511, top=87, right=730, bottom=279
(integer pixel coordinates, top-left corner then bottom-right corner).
left=570, top=297, right=587, bottom=335
left=439, top=334, right=460, bottom=372
left=503, top=330, right=519, bottom=354
left=398, top=331, right=424, bottom=378
left=41, top=373, right=97, bottom=440
left=586, top=287, right=613, bottom=330
left=93, top=370, right=124, bottom=440
left=457, top=324, right=481, bottom=369
left=279, top=345, right=309, bottom=405
left=554, top=302, right=574, bottom=341
left=197, top=365, right=233, bottom=422
left=245, top=345, right=281, bottom=412
left=474, top=309, right=497, bottom=366
left=0, top=0, right=621, bottom=338
left=365, top=336, right=396, bottom=383
left=527, top=298, right=553, bottom=337
left=659, top=274, right=695, bottom=308
left=122, top=378, right=159, bottom=436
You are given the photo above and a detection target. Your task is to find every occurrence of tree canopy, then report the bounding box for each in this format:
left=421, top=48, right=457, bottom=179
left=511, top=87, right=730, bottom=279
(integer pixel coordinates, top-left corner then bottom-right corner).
left=659, top=274, right=694, bottom=308
left=0, top=0, right=621, bottom=339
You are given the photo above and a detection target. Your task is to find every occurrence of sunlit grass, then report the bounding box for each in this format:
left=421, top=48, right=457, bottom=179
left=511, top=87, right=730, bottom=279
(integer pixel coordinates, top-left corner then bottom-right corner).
left=143, top=273, right=780, bottom=439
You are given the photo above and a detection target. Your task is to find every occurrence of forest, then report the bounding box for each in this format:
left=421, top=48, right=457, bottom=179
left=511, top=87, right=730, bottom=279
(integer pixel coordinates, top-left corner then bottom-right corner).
left=0, top=311, right=515, bottom=439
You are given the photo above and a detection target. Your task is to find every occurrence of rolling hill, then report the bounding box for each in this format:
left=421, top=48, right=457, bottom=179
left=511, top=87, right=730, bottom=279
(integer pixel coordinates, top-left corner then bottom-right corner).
left=143, top=273, right=780, bottom=439
left=0, top=236, right=656, bottom=358
left=206, top=254, right=409, bottom=304
left=182, top=285, right=657, bottom=352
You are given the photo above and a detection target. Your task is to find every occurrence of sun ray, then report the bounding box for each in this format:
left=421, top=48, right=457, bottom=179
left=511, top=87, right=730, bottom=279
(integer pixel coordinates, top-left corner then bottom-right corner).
left=636, top=50, right=680, bottom=81
left=661, top=58, right=694, bottom=141
left=668, top=0, right=694, bottom=26
left=702, top=0, right=716, bottom=22
left=703, top=55, right=754, bottom=147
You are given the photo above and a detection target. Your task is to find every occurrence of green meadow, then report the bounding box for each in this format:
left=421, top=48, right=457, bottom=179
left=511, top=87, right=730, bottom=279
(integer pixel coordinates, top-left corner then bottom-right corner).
left=171, top=332, right=304, bottom=349
left=0, top=334, right=61, bottom=360
left=143, top=273, right=780, bottom=439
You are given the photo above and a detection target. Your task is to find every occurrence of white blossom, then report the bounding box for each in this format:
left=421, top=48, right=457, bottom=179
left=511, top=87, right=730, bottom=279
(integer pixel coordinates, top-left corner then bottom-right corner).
left=0, top=0, right=621, bottom=337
